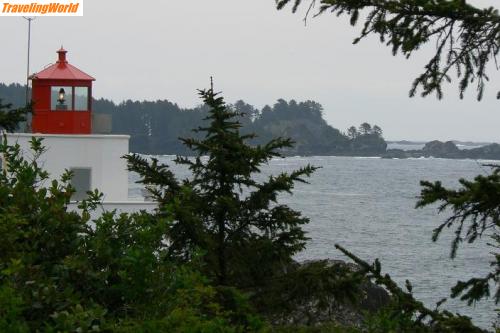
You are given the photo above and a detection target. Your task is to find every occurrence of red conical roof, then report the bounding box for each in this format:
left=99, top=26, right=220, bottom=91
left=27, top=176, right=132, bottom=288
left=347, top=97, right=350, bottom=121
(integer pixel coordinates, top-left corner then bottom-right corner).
left=32, top=48, right=95, bottom=81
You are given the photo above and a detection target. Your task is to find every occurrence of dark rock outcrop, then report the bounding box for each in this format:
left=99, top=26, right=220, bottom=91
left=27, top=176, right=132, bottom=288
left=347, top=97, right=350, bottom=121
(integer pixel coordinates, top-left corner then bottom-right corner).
left=382, top=148, right=415, bottom=159
left=466, top=143, right=500, bottom=160
left=422, top=140, right=461, bottom=158
left=383, top=141, right=500, bottom=160
left=262, top=259, right=391, bottom=327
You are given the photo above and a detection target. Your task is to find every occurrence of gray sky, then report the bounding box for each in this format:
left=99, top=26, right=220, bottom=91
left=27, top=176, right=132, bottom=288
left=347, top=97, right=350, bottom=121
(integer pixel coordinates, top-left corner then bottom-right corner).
left=1, top=0, right=499, bottom=142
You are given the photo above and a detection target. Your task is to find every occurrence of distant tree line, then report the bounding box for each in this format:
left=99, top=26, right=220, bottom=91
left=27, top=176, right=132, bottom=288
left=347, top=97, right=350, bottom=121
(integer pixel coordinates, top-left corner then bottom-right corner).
left=0, top=83, right=387, bottom=156
left=0, top=83, right=26, bottom=107
left=94, top=95, right=387, bottom=156
left=347, top=123, right=383, bottom=139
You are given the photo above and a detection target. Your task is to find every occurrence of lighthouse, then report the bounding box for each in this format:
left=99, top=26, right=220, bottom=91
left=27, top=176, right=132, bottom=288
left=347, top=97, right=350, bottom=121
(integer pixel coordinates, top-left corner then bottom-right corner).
left=31, top=48, right=94, bottom=134
left=4, top=48, right=156, bottom=214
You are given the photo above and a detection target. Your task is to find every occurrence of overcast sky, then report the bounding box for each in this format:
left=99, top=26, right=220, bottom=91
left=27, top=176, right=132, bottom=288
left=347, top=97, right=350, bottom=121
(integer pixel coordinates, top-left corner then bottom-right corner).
left=1, top=0, right=499, bottom=142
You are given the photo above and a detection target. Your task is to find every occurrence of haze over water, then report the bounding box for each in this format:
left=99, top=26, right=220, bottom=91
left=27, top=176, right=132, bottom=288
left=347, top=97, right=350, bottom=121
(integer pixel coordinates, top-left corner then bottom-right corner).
left=130, top=155, right=496, bottom=329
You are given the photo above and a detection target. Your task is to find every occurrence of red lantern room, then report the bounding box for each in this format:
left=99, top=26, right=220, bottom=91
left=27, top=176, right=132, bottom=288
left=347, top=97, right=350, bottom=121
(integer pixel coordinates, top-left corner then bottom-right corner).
left=31, top=48, right=95, bottom=134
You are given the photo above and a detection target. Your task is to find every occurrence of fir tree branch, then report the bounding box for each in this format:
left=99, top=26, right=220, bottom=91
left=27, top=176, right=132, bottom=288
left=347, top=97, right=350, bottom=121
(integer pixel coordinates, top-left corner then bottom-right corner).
left=276, top=0, right=500, bottom=100
left=0, top=100, right=30, bottom=132
left=335, top=243, right=487, bottom=332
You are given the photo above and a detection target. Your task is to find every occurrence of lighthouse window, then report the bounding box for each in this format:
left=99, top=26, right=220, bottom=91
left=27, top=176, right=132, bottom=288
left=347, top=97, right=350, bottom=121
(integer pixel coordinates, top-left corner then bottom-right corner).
left=51, top=86, right=72, bottom=111
left=74, top=87, right=89, bottom=111
left=70, top=167, right=91, bottom=201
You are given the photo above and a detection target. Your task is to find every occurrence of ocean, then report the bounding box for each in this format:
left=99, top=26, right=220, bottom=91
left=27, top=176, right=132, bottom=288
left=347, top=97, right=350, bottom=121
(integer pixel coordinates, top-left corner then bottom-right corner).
left=129, top=155, right=497, bottom=329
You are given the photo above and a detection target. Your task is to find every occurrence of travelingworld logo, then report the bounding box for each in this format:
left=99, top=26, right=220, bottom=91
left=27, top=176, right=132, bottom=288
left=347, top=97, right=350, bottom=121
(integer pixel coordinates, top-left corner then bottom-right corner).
left=1, top=0, right=82, bottom=16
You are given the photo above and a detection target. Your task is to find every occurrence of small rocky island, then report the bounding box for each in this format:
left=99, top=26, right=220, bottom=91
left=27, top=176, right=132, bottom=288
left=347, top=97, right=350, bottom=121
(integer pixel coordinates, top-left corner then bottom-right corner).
left=383, top=140, right=500, bottom=160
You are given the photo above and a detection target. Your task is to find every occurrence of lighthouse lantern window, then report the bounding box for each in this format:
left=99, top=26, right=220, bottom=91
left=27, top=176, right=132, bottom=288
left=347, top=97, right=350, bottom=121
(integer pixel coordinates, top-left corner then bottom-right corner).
left=74, top=87, right=89, bottom=111
left=51, top=86, right=72, bottom=111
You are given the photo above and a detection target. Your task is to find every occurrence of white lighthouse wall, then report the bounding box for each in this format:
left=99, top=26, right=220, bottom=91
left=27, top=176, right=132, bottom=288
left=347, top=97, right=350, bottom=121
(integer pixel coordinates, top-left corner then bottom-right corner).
left=5, top=133, right=130, bottom=202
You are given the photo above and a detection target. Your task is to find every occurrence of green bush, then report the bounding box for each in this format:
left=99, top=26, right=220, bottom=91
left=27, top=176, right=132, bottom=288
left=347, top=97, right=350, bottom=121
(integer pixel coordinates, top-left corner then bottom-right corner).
left=0, top=135, right=265, bottom=332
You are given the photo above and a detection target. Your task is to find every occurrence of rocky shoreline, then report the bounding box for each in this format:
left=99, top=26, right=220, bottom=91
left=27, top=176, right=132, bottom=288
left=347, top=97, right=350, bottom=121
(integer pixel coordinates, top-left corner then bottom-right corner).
left=383, top=140, right=500, bottom=160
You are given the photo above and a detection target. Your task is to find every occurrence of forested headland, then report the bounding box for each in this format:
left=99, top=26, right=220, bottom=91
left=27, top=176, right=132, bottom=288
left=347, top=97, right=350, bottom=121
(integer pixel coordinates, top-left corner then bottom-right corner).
left=0, top=82, right=387, bottom=156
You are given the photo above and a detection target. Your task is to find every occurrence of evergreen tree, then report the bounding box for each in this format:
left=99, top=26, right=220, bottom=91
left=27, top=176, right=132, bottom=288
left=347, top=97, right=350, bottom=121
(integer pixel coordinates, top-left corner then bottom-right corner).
left=0, top=136, right=265, bottom=332
left=277, top=0, right=500, bottom=100
left=126, top=86, right=317, bottom=287
left=1, top=83, right=387, bottom=156
left=335, top=244, right=486, bottom=333
left=417, top=169, right=500, bottom=305
left=233, top=99, right=259, bottom=123
left=0, top=99, right=29, bottom=132
left=347, top=126, right=358, bottom=139
left=277, top=0, right=500, bottom=325
left=0, top=83, right=26, bottom=108
left=372, top=125, right=383, bottom=137
left=358, top=122, right=372, bottom=135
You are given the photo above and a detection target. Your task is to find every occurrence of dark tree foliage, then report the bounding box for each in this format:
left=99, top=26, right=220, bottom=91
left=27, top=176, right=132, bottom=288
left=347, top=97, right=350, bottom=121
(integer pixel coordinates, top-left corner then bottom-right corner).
left=358, top=122, right=371, bottom=135
left=126, top=87, right=317, bottom=287
left=249, top=99, right=355, bottom=155
left=1, top=83, right=387, bottom=156
left=347, top=126, right=358, bottom=139
left=255, top=259, right=365, bottom=325
left=0, top=137, right=106, bottom=331
left=0, top=99, right=29, bottom=132
left=93, top=93, right=386, bottom=156
left=345, top=122, right=386, bottom=154
left=233, top=99, right=259, bottom=126
left=93, top=97, right=207, bottom=155
left=417, top=167, right=500, bottom=306
left=0, top=83, right=26, bottom=108
left=0, top=136, right=264, bottom=332
left=276, top=0, right=500, bottom=100
left=277, top=0, right=500, bottom=327
left=335, top=244, right=487, bottom=333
